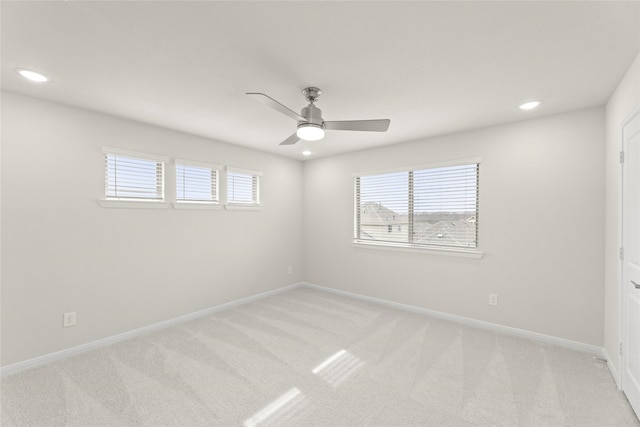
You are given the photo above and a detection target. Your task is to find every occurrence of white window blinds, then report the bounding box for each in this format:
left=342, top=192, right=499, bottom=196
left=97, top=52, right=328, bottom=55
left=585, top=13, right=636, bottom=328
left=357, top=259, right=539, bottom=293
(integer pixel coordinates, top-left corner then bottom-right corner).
left=104, top=150, right=165, bottom=200
left=356, top=171, right=410, bottom=242
left=175, top=160, right=219, bottom=202
left=227, top=168, right=261, bottom=205
left=355, top=162, right=479, bottom=249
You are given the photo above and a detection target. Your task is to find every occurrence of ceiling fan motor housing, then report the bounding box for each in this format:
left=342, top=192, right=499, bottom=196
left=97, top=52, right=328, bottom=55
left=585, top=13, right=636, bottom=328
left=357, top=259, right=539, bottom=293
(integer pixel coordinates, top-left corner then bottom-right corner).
left=300, top=104, right=324, bottom=128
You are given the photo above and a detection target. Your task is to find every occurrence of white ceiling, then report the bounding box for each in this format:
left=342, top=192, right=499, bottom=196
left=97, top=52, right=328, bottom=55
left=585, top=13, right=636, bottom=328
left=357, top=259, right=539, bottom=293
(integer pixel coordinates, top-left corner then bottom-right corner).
left=2, top=1, right=639, bottom=161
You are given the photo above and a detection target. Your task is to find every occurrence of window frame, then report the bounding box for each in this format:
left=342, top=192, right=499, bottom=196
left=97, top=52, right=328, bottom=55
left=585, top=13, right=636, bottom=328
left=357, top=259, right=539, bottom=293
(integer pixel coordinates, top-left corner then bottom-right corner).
left=173, top=159, right=222, bottom=209
left=225, top=166, right=262, bottom=210
left=353, top=158, right=483, bottom=258
left=100, top=146, right=169, bottom=209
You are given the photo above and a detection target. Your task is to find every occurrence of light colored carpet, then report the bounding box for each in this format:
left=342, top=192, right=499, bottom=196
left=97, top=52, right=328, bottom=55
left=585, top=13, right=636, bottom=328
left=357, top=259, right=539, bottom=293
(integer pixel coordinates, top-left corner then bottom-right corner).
left=1, top=286, right=638, bottom=426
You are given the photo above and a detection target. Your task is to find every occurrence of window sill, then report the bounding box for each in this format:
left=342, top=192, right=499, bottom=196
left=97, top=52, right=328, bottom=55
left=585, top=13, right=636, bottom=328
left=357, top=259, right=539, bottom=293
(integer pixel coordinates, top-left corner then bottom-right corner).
left=99, top=199, right=169, bottom=209
left=224, top=204, right=262, bottom=211
left=173, top=202, right=223, bottom=210
left=352, top=240, right=483, bottom=258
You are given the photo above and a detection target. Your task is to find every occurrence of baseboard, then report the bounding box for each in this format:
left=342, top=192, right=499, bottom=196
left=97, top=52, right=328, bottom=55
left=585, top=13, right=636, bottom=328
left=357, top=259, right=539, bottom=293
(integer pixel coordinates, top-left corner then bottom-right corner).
left=2, top=281, right=605, bottom=376
left=302, top=282, right=604, bottom=356
left=603, top=347, right=621, bottom=390
left=0, top=282, right=304, bottom=376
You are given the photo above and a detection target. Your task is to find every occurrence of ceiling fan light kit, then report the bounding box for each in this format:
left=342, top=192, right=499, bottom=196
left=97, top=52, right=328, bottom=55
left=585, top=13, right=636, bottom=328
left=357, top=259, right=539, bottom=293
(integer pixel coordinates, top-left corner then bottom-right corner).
left=297, top=123, right=325, bottom=141
left=247, top=87, right=390, bottom=146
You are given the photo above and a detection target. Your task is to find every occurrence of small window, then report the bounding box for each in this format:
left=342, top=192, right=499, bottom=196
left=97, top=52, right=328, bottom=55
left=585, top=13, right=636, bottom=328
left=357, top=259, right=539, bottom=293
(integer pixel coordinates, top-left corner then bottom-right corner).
left=103, top=147, right=166, bottom=201
left=354, top=160, right=479, bottom=250
left=226, top=167, right=261, bottom=207
left=175, top=159, right=220, bottom=203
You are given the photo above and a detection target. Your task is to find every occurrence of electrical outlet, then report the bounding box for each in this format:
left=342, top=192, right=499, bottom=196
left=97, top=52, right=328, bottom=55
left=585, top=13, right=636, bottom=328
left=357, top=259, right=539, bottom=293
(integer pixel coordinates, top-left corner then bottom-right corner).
left=287, top=266, right=293, bottom=274
left=488, top=294, right=498, bottom=306
left=63, top=312, right=76, bottom=327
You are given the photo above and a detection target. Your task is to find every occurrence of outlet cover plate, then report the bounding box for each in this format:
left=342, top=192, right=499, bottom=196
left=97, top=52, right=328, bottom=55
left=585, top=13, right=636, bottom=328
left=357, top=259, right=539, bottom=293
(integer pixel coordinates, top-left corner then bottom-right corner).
left=63, top=312, right=76, bottom=327
left=489, top=294, right=498, bottom=306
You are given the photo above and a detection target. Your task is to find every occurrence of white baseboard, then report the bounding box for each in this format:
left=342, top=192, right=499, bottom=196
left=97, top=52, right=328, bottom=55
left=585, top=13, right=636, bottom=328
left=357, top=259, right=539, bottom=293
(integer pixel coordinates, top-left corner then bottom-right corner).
left=603, top=347, right=621, bottom=390
left=0, top=282, right=304, bottom=376
left=302, top=282, right=604, bottom=356
left=1, top=281, right=606, bottom=376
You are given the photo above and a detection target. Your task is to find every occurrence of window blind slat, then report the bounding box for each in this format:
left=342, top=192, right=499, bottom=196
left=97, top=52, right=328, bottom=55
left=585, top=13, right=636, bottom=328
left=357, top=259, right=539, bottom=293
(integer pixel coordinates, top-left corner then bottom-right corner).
left=227, top=170, right=260, bottom=204
left=105, top=153, right=164, bottom=200
left=355, top=163, right=478, bottom=249
left=176, top=163, right=218, bottom=202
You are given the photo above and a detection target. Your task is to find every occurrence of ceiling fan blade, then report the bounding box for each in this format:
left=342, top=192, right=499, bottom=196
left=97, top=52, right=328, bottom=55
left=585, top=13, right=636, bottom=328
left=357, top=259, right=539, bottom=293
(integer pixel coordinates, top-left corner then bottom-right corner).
left=279, top=132, right=300, bottom=146
left=247, top=92, right=305, bottom=122
left=324, top=119, right=390, bottom=132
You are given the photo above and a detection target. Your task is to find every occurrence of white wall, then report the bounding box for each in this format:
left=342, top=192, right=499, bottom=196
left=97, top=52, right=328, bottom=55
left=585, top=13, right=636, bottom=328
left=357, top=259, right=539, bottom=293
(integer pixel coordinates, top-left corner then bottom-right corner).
left=304, top=108, right=606, bottom=346
left=0, top=89, right=618, bottom=367
left=0, top=92, right=304, bottom=367
left=604, top=54, right=640, bottom=376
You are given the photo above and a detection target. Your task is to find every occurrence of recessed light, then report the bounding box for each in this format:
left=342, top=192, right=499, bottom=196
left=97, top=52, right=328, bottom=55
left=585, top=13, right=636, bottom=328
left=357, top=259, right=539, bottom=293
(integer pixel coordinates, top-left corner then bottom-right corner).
left=302, top=150, right=312, bottom=156
left=15, top=68, right=50, bottom=83
left=519, top=101, right=541, bottom=110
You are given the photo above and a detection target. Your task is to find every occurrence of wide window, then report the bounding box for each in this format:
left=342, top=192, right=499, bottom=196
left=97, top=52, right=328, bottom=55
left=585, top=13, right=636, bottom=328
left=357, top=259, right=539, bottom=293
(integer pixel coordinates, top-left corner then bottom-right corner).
left=175, top=159, right=220, bottom=203
left=226, top=167, right=261, bottom=207
left=354, top=160, right=479, bottom=249
left=103, top=147, right=166, bottom=201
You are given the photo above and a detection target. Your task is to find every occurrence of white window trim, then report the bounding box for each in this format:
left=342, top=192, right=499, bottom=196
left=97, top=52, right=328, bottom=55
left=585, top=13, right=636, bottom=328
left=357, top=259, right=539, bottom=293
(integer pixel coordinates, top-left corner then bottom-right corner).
left=100, top=200, right=170, bottom=209
left=174, top=158, right=222, bottom=170
left=226, top=166, right=263, bottom=178
left=102, top=146, right=169, bottom=163
left=174, top=158, right=221, bottom=207
left=224, top=204, right=262, bottom=211
left=352, top=157, right=482, bottom=178
left=101, top=146, right=169, bottom=208
left=353, top=157, right=481, bottom=258
left=172, top=202, right=223, bottom=210
left=225, top=166, right=262, bottom=209
left=352, top=240, right=483, bottom=258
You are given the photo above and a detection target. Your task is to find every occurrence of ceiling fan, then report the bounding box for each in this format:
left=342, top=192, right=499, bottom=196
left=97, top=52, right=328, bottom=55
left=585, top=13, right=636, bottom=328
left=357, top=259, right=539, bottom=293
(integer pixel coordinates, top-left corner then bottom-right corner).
left=247, top=87, right=390, bottom=145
